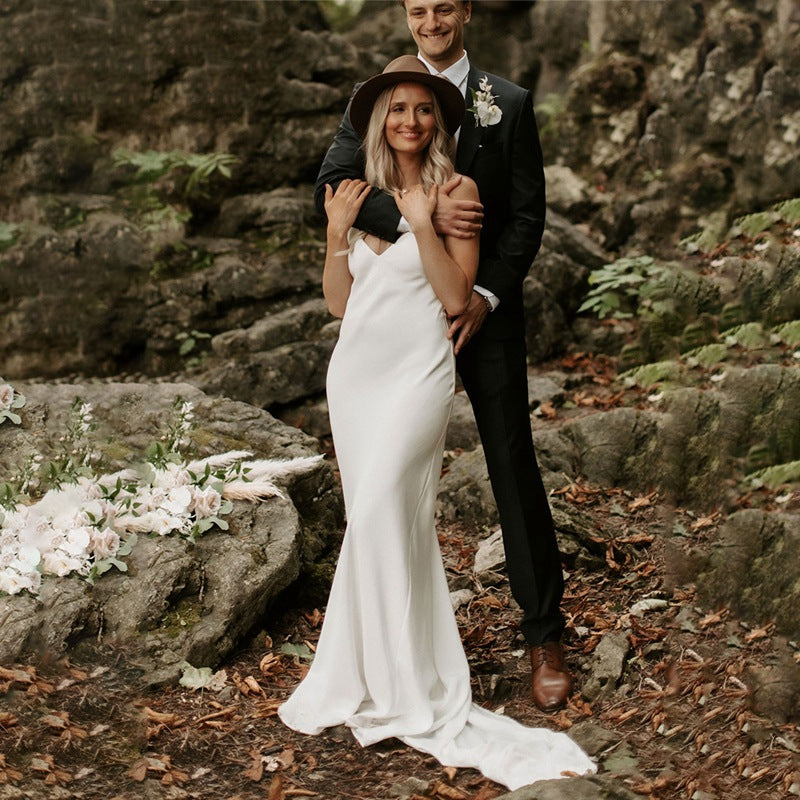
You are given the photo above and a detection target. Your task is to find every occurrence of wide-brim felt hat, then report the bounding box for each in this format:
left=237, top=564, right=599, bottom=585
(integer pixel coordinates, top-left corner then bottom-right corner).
left=348, top=55, right=466, bottom=139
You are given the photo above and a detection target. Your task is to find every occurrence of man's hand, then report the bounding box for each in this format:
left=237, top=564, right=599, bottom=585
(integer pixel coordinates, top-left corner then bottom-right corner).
left=433, top=175, right=484, bottom=239
left=447, top=291, right=490, bottom=355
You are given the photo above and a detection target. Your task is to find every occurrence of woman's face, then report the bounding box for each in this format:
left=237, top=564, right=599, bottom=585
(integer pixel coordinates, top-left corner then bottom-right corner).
left=384, top=83, right=436, bottom=155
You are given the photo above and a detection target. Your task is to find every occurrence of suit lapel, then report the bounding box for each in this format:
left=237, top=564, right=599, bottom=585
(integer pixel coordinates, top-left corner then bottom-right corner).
left=455, top=66, right=483, bottom=173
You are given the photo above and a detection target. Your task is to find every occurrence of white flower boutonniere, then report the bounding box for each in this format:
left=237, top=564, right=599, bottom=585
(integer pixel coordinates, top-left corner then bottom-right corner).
left=468, top=75, right=502, bottom=127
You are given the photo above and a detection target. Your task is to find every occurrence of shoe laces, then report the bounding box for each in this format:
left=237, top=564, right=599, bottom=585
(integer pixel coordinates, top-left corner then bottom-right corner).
left=531, top=643, right=564, bottom=670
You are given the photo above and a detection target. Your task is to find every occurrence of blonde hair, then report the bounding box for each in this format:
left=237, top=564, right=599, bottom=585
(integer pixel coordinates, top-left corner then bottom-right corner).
left=363, top=84, right=456, bottom=195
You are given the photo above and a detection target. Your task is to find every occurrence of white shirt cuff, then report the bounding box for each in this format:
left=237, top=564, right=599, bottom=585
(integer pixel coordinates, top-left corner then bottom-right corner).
left=473, top=285, right=499, bottom=310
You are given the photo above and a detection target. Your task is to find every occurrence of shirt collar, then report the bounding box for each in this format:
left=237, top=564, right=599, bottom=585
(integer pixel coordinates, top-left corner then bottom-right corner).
left=417, top=50, right=470, bottom=96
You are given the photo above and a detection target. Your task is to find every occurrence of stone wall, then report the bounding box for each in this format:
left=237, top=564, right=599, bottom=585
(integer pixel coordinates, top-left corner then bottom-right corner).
left=1, top=0, right=799, bottom=383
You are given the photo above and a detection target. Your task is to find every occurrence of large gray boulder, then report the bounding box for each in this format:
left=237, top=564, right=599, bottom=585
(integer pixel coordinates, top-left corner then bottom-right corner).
left=696, top=510, right=800, bottom=640
left=495, top=774, right=639, bottom=800
left=0, top=383, right=342, bottom=683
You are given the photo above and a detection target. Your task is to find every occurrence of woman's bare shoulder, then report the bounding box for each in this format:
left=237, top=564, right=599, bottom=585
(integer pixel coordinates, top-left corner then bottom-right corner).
left=450, top=174, right=479, bottom=201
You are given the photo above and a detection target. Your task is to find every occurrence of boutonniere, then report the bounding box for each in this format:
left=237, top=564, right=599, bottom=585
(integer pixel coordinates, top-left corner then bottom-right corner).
left=468, top=75, right=502, bottom=127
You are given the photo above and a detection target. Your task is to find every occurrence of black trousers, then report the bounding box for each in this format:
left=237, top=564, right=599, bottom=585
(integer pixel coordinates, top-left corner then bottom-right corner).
left=457, top=334, right=566, bottom=646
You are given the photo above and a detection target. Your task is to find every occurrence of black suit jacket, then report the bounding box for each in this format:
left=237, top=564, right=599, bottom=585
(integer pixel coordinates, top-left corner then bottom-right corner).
left=314, top=65, right=546, bottom=339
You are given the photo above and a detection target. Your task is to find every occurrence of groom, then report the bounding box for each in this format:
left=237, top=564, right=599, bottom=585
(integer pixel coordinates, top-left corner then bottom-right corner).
left=314, top=0, right=571, bottom=711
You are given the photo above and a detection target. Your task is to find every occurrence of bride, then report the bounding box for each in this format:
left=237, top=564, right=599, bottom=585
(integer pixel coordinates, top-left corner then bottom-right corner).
left=278, top=55, right=595, bottom=790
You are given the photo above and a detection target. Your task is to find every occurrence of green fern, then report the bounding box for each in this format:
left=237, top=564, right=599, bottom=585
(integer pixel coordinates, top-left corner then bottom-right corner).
left=680, top=228, right=721, bottom=254
left=619, top=360, right=684, bottom=388
left=0, top=221, right=22, bottom=251
left=535, top=93, right=568, bottom=138
left=721, top=322, right=768, bottom=348
left=730, top=210, right=780, bottom=238
left=772, top=197, right=800, bottom=224
left=746, top=460, right=800, bottom=489
left=112, top=149, right=238, bottom=197
left=682, top=343, right=729, bottom=368
left=771, top=320, right=800, bottom=346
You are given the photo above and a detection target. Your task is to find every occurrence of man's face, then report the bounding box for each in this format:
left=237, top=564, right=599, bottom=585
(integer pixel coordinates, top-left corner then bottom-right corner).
left=404, top=1, right=471, bottom=70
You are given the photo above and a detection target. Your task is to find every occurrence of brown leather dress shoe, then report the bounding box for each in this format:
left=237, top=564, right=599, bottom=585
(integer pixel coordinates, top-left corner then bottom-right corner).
left=530, top=641, right=572, bottom=711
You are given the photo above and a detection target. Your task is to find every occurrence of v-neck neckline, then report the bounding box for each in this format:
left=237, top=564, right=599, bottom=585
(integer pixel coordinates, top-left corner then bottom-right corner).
left=357, top=230, right=411, bottom=258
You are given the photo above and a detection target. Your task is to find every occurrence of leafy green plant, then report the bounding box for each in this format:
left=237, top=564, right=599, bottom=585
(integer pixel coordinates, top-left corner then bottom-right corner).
left=112, top=149, right=237, bottom=198
left=771, top=320, right=800, bottom=346
left=619, top=360, right=685, bottom=388
left=318, top=0, right=364, bottom=31
left=747, top=460, right=800, bottom=489
left=578, top=256, right=674, bottom=320
left=176, top=329, right=212, bottom=368
left=729, top=210, right=779, bottom=238
left=721, top=322, right=768, bottom=348
left=682, top=343, right=729, bottom=369
left=679, top=227, right=723, bottom=255
left=112, top=148, right=238, bottom=234
left=535, top=93, right=568, bottom=139
left=684, top=197, right=800, bottom=253
left=0, top=221, right=22, bottom=252
left=773, top=198, right=800, bottom=224
left=43, top=398, right=97, bottom=490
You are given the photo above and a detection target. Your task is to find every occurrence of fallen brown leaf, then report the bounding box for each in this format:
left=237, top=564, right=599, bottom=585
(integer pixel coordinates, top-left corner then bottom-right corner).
left=0, top=712, right=18, bottom=729
left=268, top=773, right=284, bottom=800
left=744, top=624, right=773, bottom=642
left=201, top=719, right=229, bottom=731
left=0, top=753, right=23, bottom=783
left=698, top=609, right=727, bottom=629
left=0, top=666, right=34, bottom=685
left=628, top=492, right=656, bottom=510
left=536, top=401, right=557, bottom=419
left=690, top=513, right=720, bottom=531
left=143, top=707, right=185, bottom=727
left=244, top=675, right=266, bottom=697
left=303, top=608, right=323, bottom=628
left=242, top=751, right=263, bottom=783
left=260, top=653, right=282, bottom=676
left=430, top=780, right=469, bottom=800
left=196, top=705, right=237, bottom=725
left=126, top=761, right=148, bottom=782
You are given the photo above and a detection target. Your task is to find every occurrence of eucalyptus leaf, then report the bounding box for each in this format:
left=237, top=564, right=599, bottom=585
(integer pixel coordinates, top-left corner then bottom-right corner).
left=280, top=642, right=315, bottom=662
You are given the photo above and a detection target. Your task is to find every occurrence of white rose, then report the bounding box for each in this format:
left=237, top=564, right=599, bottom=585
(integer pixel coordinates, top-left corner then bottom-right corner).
left=165, top=486, right=193, bottom=515
left=153, top=464, right=191, bottom=489
left=79, top=499, right=116, bottom=528
left=191, top=486, right=222, bottom=519
left=0, top=569, right=26, bottom=595
left=16, top=545, right=41, bottom=571
left=26, top=570, right=42, bottom=593
left=143, top=487, right=168, bottom=512
left=90, top=528, right=120, bottom=560
left=64, top=526, right=92, bottom=556
left=137, top=510, right=186, bottom=536
left=0, top=383, right=14, bottom=411
left=41, top=551, right=85, bottom=577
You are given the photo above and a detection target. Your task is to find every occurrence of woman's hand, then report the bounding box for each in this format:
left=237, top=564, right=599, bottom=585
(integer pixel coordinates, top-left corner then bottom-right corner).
left=394, top=184, right=437, bottom=231
left=324, top=179, right=372, bottom=238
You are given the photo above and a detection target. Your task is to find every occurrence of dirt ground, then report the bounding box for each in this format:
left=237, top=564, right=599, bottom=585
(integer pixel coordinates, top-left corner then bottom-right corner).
left=1, top=354, right=799, bottom=800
